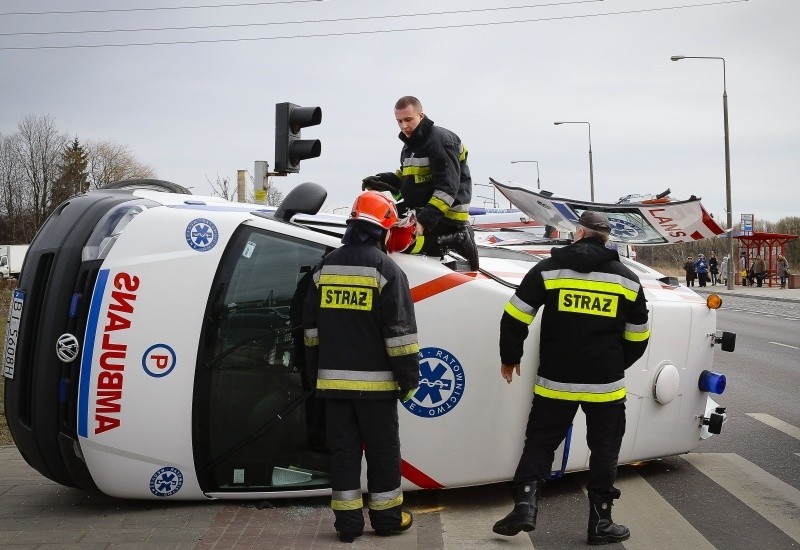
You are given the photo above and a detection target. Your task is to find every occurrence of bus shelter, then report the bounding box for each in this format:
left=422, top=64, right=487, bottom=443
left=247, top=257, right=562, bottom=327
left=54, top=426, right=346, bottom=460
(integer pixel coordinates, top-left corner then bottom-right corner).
left=735, top=232, right=797, bottom=287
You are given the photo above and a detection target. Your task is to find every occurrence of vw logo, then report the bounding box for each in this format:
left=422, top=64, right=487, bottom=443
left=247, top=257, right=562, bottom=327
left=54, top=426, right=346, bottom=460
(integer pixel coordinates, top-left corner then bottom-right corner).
left=56, top=333, right=81, bottom=363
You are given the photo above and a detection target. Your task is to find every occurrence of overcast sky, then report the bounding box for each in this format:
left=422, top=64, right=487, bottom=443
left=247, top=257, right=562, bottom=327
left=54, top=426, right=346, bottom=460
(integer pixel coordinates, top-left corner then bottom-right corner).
left=1, top=0, right=797, bottom=224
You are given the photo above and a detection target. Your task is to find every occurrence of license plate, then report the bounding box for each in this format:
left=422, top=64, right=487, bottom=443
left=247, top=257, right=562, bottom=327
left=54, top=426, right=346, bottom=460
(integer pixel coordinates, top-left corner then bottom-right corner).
left=3, top=288, right=25, bottom=379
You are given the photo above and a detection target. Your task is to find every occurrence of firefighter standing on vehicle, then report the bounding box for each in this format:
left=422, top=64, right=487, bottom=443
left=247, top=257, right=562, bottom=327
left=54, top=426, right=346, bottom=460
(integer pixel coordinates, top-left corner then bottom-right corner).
left=304, top=191, right=419, bottom=543
left=493, top=210, right=650, bottom=546
left=362, top=95, right=479, bottom=271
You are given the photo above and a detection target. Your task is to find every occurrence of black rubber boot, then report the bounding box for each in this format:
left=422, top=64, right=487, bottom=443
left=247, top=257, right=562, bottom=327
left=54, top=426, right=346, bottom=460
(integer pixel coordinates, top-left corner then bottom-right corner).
left=492, top=481, right=539, bottom=536
left=587, top=495, right=630, bottom=545
left=375, top=510, right=413, bottom=536
left=436, top=227, right=480, bottom=271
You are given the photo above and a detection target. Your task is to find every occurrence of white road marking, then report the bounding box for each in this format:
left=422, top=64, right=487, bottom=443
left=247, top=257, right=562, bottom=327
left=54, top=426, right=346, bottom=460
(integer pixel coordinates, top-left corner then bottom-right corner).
left=683, top=453, right=800, bottom=544
left=747, top=413, right=800, bottom=441
left=769, top=341, right=799, bottom=349
left=601, top=469, right=715, bottom=549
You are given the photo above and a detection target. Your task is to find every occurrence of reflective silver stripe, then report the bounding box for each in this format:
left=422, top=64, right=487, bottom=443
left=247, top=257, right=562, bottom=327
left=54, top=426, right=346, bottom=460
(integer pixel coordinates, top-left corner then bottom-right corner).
left=402, top=156, right=430, bottom=167
left=385, top=334, right=418, bottom=348
left=304, top=328, right=318, bottom=338
left=432, top=190, right=455, bottom=207
left=541, top=269, right=641, bottom=295
left=319, top=265, right=387, bottom=289
left=448, top=203, right=470, bottom=213
left=368, top=488, right=403, bottom=511
left=536, top=375, right=625, bottom=394
left=318, top=369, right=396, bottom=381
left=509, top=294, right=535, bottom=316
left=624, top=322, right=649, bottom=334
left=332, top=489, right=362, bottom=501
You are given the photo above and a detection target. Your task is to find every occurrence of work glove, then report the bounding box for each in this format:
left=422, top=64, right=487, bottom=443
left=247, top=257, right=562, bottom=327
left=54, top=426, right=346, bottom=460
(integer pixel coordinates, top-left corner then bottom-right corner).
left=361, top=172, right=400, bottom=194
left=401, top=388, right=416, bottom=402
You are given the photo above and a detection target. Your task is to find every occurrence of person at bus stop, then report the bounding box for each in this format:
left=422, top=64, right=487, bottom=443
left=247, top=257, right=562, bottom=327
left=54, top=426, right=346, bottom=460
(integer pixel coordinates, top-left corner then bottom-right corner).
left=719, top=255, right=729, bottom=286
left=740, top=252, right=749, bottom=286
left=694, top=254, right=709, bottom=287
left=752, top=254, right=767, bottom=287
left=493, top=210, right=650, bottom=545
left=361, top=95, right=479, bottom=271
left=683, top=256, right=696, bottom=287
left=708, top=252, right=719, bottom=285
left=303, top=191, right=419, bottom=543
left=777, top=254, right=790, bottom=288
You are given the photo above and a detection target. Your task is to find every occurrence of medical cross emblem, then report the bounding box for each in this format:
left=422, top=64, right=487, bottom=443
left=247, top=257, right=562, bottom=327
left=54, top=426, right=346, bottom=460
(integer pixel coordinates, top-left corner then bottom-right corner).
left=402, top=347, right=465, bottom=419
left=149, top=467, right=184, bottom=497
left=416, top=361, right=452, bottom=404
left=185, top=218, right=219, bottom=251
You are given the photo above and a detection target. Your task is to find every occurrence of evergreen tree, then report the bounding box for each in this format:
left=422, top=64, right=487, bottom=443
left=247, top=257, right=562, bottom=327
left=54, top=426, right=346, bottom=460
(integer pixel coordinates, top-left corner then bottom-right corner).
left=53, top=137, right=88, bottom=207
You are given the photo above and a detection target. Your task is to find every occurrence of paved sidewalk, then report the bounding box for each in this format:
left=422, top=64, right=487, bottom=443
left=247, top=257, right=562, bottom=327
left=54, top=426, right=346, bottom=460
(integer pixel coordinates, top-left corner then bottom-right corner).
left=0, top=445, right=439, bottom=549
left=689, top=281, right=800, bottom=303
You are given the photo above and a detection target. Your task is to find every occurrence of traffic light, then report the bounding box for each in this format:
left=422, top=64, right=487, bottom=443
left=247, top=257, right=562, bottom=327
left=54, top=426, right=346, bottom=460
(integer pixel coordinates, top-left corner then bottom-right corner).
left=274, top=102, right=322, bottom=174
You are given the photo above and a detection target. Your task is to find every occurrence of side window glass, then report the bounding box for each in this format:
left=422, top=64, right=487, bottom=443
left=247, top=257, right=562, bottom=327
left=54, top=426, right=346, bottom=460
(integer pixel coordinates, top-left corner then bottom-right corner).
left=195, top=227, right=331, bottom=492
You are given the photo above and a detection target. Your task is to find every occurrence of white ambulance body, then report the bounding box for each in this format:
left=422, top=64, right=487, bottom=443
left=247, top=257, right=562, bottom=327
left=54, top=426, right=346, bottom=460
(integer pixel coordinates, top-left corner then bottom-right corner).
left=3, top=183, right=731, bottom=500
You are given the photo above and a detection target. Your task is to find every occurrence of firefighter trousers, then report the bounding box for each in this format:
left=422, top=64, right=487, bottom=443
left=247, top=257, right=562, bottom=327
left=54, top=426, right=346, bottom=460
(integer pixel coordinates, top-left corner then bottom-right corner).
left=325, top=398, right=403, bottom=534
left=513, top=396, right=626, bottom=499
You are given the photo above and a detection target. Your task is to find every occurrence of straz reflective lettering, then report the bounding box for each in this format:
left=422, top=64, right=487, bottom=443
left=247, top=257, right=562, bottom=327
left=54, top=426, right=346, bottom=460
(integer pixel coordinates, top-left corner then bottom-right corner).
left=559, top=289, right=618, bottom=317
left=320, top=285, right=372, bottom=311
left=94, top=272, right=139, bottom=434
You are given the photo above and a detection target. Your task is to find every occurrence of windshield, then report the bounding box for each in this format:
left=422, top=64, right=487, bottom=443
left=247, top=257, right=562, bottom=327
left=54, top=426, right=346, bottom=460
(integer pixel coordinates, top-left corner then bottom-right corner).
left=193, top=225, right=331, bottom=493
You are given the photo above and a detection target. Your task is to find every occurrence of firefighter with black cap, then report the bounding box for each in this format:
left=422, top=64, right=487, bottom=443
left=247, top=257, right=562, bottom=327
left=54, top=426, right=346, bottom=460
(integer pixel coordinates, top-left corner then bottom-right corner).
left=362, top=95, right=479, bottom=271
left=304, top=191, right=419, bottom=543
left=493, top=209, right=650, bottom=545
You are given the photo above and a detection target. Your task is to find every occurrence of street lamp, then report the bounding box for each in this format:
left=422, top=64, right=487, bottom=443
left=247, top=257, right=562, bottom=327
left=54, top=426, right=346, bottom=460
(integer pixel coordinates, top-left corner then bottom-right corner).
left=554, top=121, right=594, bottom=202
left=510, top=160, right=541, bottom=189
left=477, top=195, right=498, bottom=208
left=671, top=55, right=735, bottom=290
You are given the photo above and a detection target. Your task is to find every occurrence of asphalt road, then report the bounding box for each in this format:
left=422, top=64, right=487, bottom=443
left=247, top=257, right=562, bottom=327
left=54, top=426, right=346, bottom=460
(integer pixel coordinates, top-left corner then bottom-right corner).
left=1, top=291, right=798, bottom=549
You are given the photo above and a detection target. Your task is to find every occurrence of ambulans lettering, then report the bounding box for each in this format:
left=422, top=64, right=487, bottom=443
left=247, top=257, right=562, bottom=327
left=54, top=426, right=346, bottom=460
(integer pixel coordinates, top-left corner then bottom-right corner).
left=559, top=289, right=618, bottom=317
left=93, top=271, right=139, bottom=435
left=648, top=208, right=687, bottom=238
left=403, top=347, right=465, bottom=418
left=320, top=285, right=373, bottom=311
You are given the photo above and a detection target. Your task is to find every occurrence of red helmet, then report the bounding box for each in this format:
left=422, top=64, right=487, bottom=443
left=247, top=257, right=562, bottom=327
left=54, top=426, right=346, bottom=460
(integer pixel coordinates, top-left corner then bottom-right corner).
left=386, top=212, right=417, bottom=253
left=349, top=191, right=398, bottom=230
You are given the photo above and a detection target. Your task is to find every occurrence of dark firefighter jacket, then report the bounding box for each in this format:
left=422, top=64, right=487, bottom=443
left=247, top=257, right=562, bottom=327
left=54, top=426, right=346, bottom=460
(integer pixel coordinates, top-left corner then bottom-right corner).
left=304, top=222, right=420, bottom=400
left=500, top=237, right=650, bottom=403
left=387, top=116, right=472, bottom=233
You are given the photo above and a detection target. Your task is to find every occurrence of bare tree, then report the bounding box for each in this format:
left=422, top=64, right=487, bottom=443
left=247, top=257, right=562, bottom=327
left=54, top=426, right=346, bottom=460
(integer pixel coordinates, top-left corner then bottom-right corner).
left=14, top=114, right=67, bottom=238
left=206, top=173, right=236, bottom=201
left=0, top=132, right=25, bottom=242
left=85, top=140, right=155, bottom=188
left=206, top=172, right=283, bottom=205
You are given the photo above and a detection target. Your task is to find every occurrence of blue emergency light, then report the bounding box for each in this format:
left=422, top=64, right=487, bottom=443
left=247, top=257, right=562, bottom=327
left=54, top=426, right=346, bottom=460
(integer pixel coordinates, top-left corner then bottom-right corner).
left=698, top=370, right=726, bottom=394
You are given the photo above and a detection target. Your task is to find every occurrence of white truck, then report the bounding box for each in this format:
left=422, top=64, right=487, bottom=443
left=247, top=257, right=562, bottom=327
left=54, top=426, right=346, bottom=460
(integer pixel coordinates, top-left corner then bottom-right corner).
left=0, top=244, right=29, bottom=279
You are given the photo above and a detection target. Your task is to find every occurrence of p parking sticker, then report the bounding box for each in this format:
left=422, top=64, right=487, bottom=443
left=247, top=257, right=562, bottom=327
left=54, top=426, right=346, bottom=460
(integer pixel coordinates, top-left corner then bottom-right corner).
left=402, top=347, right=465, bottom=418
left=142, top=344, right=177, bottom=378
left=186, top=218, right=219, bottom=251
left=149, top=466, right=183, bottom=497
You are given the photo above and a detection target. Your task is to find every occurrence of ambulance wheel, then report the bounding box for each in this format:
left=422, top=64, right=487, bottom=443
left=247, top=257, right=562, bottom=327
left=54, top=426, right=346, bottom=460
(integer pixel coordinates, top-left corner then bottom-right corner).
left=101, top=179, right=191, bottom=194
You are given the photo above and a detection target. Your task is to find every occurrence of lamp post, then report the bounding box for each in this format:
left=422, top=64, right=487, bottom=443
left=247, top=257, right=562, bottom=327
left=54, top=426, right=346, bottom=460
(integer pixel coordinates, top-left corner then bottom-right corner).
left=671, top=55, right=734, bottom=290
left=477, top=195, right=498, bottom=208
left=554, top=121, right=594, bottom=202
left=510, top=160, right=541, bottom=189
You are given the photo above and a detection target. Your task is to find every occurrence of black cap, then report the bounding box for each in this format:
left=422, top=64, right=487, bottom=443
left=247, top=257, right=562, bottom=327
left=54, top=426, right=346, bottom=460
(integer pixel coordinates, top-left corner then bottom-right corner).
left=578, top=210, right=611, bottom=233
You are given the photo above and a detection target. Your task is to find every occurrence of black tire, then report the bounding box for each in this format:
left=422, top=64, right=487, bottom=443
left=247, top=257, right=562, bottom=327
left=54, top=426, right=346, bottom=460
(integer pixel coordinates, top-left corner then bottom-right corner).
left=101, top=179, right=191, bottom=194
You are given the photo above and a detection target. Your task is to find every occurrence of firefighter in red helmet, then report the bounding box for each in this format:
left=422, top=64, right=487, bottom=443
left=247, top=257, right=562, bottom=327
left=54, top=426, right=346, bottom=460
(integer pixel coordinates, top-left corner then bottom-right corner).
left=304, top=191, right=419, bottom=543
